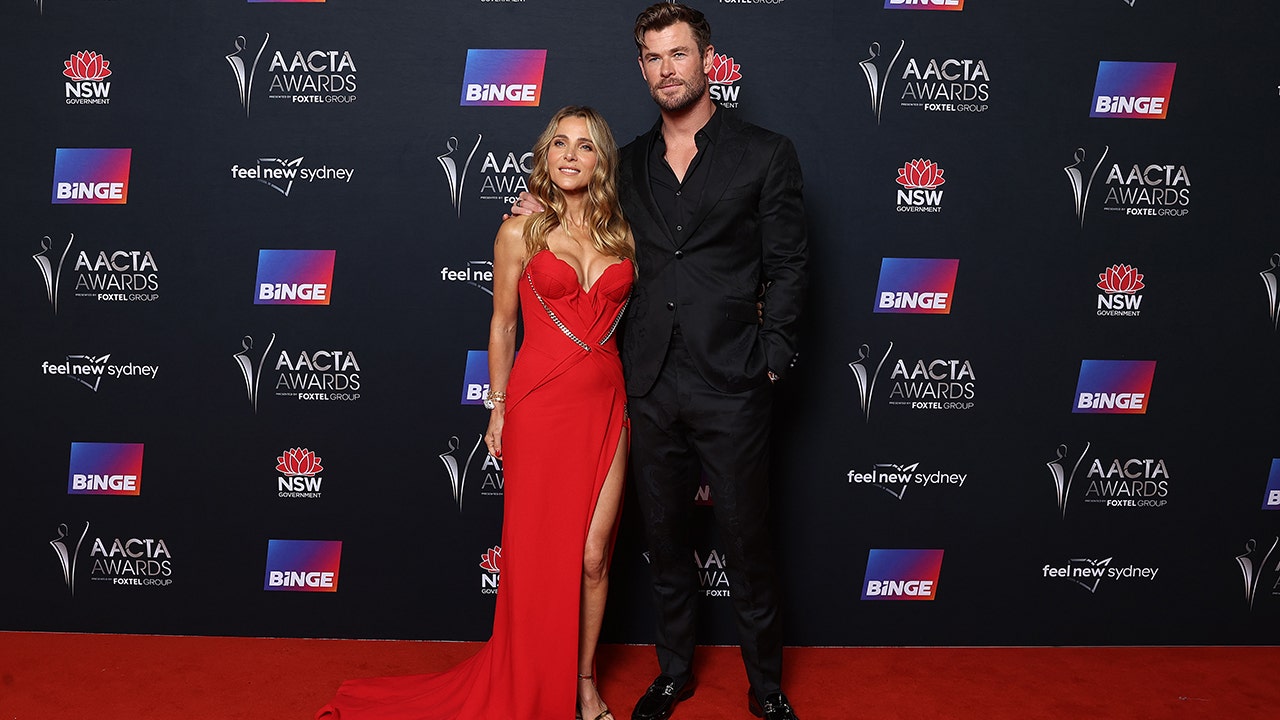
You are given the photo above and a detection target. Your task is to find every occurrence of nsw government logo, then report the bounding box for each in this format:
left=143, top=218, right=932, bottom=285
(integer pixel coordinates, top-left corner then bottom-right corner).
left=1073, top=360, right=1155, bottom=414
left=874, top=258, right=959, bottom=314
left=63, top=50, right=112, bottom=105
left=1090, top=61, right=1176, bottom=119
left=264, top=539, right=341, bottom=592
left=460, top=49, right=546, bottom=107
left=68, top=442, right=143, bottom=496
left=52, top=148, right=131, bottom=204
left=708, top=52, right=742, bottom=109
left=862, top=549, right=944, bottom=601
left=276, top=447, right=324, bottom=499
left=480, top=546, right=502, bottom=594
left=254, top=249, right=335, bottom=305
left=895, top=159, right=945, bottom=213
left=1095, top=264, right=1145, bottom=317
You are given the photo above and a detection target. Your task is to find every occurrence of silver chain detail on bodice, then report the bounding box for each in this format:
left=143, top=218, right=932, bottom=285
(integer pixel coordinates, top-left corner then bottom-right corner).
left=525, top=271, right=631, bottom=351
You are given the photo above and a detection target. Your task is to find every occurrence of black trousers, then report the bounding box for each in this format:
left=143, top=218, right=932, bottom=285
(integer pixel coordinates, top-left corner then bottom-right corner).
left=628, top=331, right=783, bottom=695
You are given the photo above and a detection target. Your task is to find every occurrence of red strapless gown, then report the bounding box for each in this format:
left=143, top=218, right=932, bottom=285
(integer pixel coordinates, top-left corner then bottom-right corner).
left=317, top=250, right=633, bottom=720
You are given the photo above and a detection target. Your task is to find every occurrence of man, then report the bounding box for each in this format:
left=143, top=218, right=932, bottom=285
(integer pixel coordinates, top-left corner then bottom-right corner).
left=516, top=4, right=806, bottom=718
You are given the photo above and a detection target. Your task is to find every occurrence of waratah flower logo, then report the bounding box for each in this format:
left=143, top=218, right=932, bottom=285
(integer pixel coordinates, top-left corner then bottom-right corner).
left=276, top=447, right=323, bottom=476
left=479, top=546, right=502, bottom=573
left=1097, top=264, right=1145, bottom=294
left=708, top=53, right=742, bottom=85
left=896, top=159, right=946, bottom=189
left=63, top=51, right=112, bottom=82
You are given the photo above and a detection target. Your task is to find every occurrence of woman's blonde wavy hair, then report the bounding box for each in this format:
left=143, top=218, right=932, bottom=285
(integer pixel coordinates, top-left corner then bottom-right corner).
left=523, top=106, right=634, bottom=267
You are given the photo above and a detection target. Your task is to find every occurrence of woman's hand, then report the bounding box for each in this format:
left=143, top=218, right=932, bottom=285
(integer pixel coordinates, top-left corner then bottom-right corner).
left=484, top=406, right=505, bottom=458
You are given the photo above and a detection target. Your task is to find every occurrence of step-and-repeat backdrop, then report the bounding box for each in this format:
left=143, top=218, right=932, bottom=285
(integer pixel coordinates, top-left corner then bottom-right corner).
left=5, top=0, right=1278, bottom=647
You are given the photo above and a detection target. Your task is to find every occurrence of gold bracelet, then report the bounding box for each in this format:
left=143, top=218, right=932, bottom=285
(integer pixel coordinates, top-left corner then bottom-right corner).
left=485, top=390, right=507, bottom=403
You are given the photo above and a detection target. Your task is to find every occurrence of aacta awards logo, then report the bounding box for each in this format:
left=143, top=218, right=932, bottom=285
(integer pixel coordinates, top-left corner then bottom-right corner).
left=439, top=435, right=504, bottom=512
left=1236, top=537, right=1279, bottom=610
left=1064, top=145, right=1108, bottom=228
left=848, top=341, right=892, bottom=422
left=708, top=51, right=742, bottom=109
left=438, top=135, right=482, bottom=218
left=264, top=539, right=341, bottom=592
left=696, top=548, right=731, bottom=598
left=52, top=148, right=131, bottom=204
left=1101, top=161, right=1190, bottom=218
left=862, top=549, right=944, bottom=601
left=1261, top=254, right=1280, bottom=331
left=480, top=546, right=502, bottom=594
left=895, top=159, right=946, bottom=213
left=63, top=50, right=112, bottom=105
left=34, top=234, right=160, bottom=309
left=1096, top=264, right=1145, bottom=317
left=226, top=33, right=357, bottom=117
left=859, top=40, right=904, bottom=125
left=1045, top=441, right=1170, bottom=517
left=51, top=522, right=174, bottom=593
left=234, top=333, right=363, bottom=409
left=276, top=447, right=324, bottom=499
left=898, top=49, right=990, bottom=114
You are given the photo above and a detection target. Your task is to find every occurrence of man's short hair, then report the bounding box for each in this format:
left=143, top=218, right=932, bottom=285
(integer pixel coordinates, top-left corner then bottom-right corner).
left=634, top=2, right=712, bottom=56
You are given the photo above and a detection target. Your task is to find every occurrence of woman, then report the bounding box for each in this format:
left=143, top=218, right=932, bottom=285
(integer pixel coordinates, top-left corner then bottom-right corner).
left=317, top=106, right=634, bottom=720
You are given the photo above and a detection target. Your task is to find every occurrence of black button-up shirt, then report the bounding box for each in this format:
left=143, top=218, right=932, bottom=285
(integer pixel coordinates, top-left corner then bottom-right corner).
left=648, top=109, right=722, bottom=243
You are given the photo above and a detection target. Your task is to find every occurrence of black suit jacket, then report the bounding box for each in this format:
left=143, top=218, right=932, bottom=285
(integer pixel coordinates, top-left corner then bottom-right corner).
left=619, top=111, right=808, bottom=396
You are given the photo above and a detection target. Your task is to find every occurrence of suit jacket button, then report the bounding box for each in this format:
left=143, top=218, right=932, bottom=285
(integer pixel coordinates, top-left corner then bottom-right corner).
left=666, top=301, right=675, bottom=310
left=674, top=250, right=684, bottom=259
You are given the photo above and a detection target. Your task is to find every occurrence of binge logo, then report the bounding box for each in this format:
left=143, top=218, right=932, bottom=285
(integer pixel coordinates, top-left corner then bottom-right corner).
left=254, top=249, right=335, bottom=305
left=52, top=148, right=131, bottom=204
left=1263, top=459, right=1280, bottom=510
left=68, top=442, right=143, bottom=496
left=885, top=0, right=964, bottom=10
left=460, top=49, right=546, bottom=107
left=264, top=539, right=341, bottom=592
left=862, top=549, right=944, bottom=600
left=1073, top=360, right=1156, bottom=414
left=1090, top=62, right=1176, bottom=119
left=875, top=258, right=959, bottom=314
left=461, top=350, right=491, bottom=405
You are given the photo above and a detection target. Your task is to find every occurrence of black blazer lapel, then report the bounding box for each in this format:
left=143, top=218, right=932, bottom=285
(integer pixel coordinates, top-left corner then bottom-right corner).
left=682, top=114, right=749, bottom=244
left=630, top=121, right=676, bottom=246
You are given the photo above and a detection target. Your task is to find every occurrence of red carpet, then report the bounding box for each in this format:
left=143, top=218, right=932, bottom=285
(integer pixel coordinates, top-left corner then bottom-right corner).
left=0, top=633, right=1275, bottom=719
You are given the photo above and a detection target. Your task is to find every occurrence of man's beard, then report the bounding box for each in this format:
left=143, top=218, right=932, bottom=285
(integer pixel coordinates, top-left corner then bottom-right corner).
left=650, top=74, right=707, bottom=113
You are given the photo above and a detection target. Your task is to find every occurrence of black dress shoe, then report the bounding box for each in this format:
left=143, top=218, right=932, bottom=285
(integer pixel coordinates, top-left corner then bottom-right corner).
left=631, top=674, right=695, bottom=720
left=748, top=690, right=799, bottom=720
